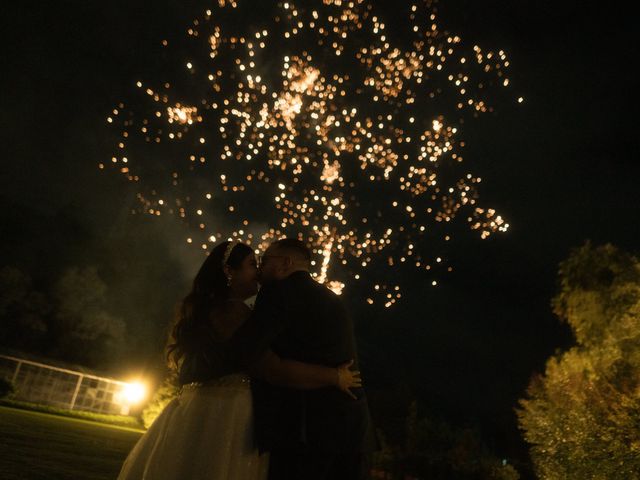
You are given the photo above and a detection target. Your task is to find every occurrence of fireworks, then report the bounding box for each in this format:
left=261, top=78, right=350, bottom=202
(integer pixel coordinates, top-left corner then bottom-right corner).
left=105, top=0, right=519, bottom=306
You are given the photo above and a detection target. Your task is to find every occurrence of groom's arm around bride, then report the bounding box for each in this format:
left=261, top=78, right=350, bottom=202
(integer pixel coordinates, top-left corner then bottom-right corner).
left=232, top=239, right=374, bottom=480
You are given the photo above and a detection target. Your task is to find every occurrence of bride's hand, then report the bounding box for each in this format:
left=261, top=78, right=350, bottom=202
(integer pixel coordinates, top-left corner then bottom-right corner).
left=336, top=359, right=362, bottom=400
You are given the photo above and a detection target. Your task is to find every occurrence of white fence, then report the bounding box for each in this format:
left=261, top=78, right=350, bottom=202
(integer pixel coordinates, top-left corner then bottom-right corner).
left=0, top=354, right=135, bottom=415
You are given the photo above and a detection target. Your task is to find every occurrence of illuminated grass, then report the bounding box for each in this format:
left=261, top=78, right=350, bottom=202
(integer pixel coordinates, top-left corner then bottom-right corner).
left=0, top=399, right=143, bottom=429
left=0, top=406, right=142, bottom=480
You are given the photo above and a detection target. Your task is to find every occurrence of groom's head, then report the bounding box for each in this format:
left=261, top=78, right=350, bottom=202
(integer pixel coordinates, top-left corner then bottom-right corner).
left=259, top=238, right=311, bottom=284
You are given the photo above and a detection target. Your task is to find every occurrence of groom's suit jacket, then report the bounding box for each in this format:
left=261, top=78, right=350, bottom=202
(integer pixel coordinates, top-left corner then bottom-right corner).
left=233, top=270, right=373, bottom=453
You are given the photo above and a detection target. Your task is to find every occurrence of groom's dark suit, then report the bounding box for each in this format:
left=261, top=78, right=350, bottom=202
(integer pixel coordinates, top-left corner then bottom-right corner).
left=233, top=270, right=373, bottom=480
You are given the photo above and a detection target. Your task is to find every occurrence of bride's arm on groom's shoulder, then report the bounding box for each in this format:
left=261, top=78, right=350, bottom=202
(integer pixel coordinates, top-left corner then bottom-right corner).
left=249, top=351, right=361, bottom=399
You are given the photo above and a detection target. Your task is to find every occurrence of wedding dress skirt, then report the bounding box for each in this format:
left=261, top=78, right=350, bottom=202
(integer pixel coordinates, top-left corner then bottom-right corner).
left=118, top=374, right=269, bottom=480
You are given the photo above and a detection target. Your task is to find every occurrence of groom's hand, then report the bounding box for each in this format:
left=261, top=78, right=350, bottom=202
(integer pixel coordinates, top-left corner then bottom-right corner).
left=336, top=359, right=362, bottom=400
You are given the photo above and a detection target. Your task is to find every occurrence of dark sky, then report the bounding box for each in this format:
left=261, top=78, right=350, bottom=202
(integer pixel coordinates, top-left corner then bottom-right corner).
left=1, top=0, right=637, bottom=471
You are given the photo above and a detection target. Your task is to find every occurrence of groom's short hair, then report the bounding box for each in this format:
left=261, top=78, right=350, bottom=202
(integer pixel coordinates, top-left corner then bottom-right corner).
left=272, top=238, right=311, bottom=265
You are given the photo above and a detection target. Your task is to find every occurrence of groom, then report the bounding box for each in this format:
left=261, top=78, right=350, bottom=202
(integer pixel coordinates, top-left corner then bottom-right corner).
left=235, top=238, right=373, bottom=480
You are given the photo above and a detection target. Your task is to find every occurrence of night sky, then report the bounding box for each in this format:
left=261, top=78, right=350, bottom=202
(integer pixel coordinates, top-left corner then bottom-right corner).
left=1, top=0, right=637, bottom=471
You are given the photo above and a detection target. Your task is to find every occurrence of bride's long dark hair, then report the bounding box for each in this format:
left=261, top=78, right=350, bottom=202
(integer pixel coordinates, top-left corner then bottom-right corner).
left=166, top=241, right=253, bottom=370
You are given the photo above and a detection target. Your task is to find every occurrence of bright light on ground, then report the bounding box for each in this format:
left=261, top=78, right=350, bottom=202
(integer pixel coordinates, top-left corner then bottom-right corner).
left=123, top=382, right=147, bottom=404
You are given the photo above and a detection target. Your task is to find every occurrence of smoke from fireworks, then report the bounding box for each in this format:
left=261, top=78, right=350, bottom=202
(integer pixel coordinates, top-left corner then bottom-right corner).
left=104, top=0, right=519, bottom=306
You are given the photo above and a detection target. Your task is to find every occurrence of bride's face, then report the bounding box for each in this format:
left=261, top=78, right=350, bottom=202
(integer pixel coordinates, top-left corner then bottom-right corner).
left=230, top=253, right=259, bottom=299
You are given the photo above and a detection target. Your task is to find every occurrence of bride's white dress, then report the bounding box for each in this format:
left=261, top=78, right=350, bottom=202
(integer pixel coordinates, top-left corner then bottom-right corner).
left=117, top=374, right=269, bottom=480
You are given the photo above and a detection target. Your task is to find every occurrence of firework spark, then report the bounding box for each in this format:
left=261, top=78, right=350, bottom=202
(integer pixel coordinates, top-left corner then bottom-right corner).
left=105, top=0, right=519, bottom=306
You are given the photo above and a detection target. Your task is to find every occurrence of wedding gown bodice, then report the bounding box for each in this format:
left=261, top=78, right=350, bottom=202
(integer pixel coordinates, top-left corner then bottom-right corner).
left=118, top=299, right=268, bottom=480
left=178, top=299, right=251, bottom=385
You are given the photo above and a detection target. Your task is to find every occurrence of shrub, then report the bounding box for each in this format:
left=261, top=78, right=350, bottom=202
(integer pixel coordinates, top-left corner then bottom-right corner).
left=518, top=243, right=640, bottom=478
left=141, top=373, right=180, bottom=428
left=0, top=377, right=16, bottom=399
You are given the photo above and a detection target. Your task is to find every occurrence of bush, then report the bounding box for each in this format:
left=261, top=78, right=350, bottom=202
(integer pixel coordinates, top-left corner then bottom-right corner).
left=372, top=400, right=520, bottom=479
left=141, top=373, right=180, bottom=428
left=0, top=377, right=16, bottom=399
left=518, top=243, right=640, bottom=478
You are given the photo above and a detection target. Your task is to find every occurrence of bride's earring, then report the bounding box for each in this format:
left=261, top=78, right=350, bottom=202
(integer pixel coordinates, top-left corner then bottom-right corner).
left=226, top=275, right=232, bottom=287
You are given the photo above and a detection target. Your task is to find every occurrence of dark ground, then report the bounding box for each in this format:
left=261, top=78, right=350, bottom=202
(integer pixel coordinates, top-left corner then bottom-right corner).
left=0, top=406, right=141, bottom=480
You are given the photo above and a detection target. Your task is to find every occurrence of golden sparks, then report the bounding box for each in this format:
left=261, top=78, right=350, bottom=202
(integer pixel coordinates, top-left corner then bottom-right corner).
left=106, top=0, right=519, bottom=306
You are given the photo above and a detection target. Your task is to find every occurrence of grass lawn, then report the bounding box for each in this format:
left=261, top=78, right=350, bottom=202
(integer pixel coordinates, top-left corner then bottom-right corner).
left=0, top=406, right=143, bottom=480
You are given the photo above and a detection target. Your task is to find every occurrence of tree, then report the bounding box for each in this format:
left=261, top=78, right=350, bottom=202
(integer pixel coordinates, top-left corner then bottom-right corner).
left=0, top=266, right=50, bottom=350
left=50, top=266, right=126, bottom=368
left=517, top=243, right=640, bottom=479
left=369, top=386, right=520, bottom=479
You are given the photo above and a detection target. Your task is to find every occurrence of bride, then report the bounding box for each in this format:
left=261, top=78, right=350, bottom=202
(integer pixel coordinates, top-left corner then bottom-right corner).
left=118, top=241, right=361, bottom=480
